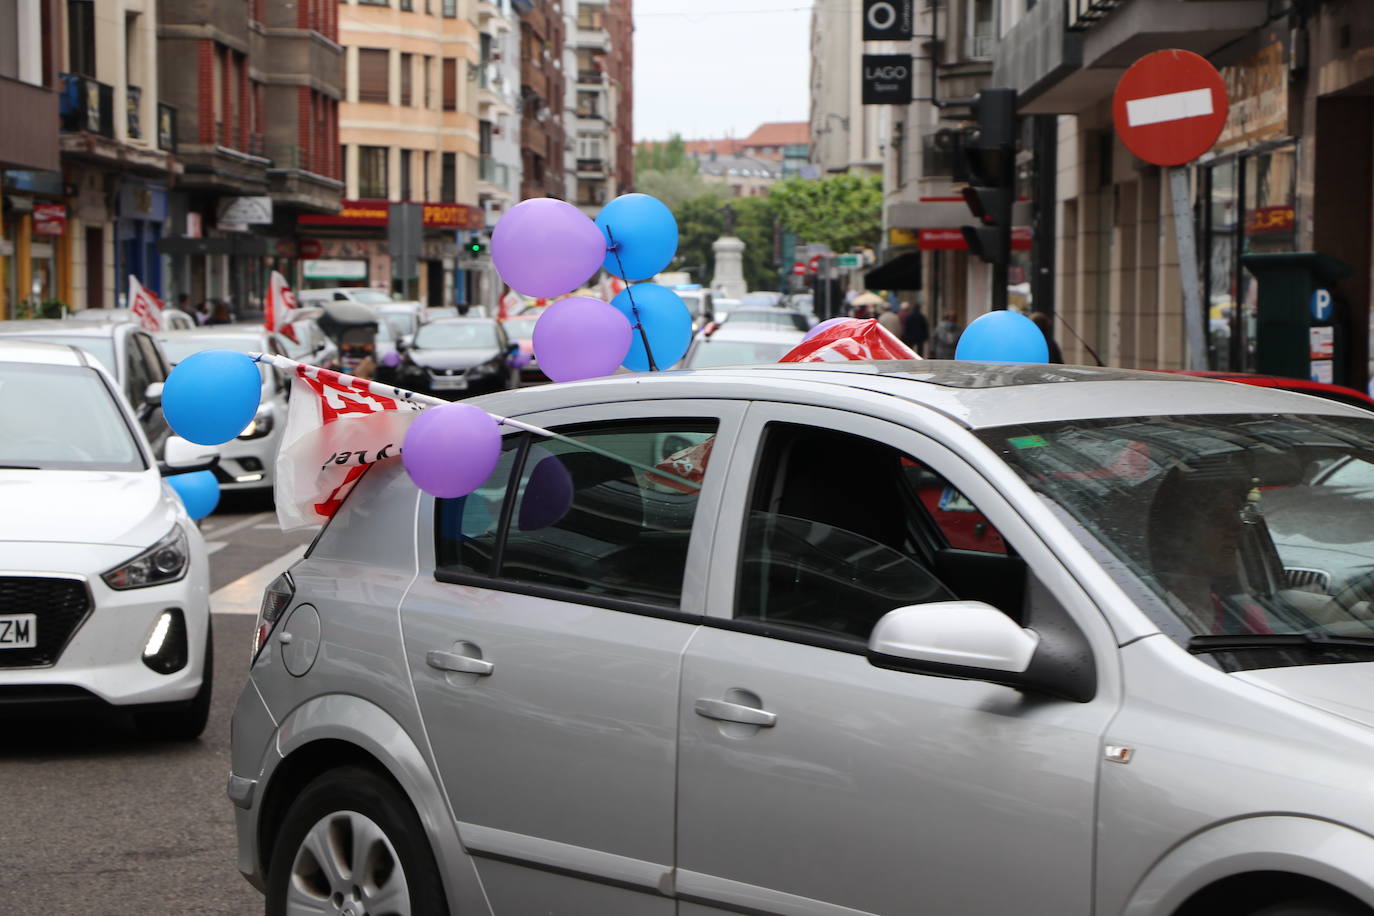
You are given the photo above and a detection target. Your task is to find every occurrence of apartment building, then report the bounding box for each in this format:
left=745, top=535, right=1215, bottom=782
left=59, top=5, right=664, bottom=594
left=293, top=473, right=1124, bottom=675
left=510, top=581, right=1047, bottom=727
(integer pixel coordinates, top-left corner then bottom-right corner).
left=809, top=0, right=888, bottom=176
left=520, top=0, right=567, bottom=201
left=476, top=0, right=523, bottom=232
left=565, top=0, right=632, bottom=215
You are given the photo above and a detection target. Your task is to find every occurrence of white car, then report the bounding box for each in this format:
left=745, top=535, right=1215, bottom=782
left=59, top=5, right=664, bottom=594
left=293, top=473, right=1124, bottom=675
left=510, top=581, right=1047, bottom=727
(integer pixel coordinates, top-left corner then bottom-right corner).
left=69, top=307, right=198, bottom=331
left=159, top=326, right=290, bottom=492
left=682, top=324, right=805, bottom=368
left=0, top=339, right=215, bottom=739
left=297, top=287, right=422, bottom=311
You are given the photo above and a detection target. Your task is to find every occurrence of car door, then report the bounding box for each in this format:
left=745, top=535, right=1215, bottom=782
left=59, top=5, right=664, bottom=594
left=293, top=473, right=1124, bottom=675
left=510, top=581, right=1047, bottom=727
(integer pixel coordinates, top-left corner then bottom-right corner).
left=400, top=400, right=744, bottom=913
left=675, top=403, right=1120, bottom=916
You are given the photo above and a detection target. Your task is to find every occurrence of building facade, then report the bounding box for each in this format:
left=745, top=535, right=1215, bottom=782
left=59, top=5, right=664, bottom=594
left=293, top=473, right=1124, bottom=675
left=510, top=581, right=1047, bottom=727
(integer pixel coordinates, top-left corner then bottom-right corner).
left=809, top=0, right=888, bottom=176
left=157, top=0, right=344, bottom=316
left=520, top=0, right=567, bottom=201
left=477, top=0, right=523, bottom=233
left=565, top=0, right=633, bottom=215
left=994, top=0, right=1374, bottom=386
left=322, top=0, right=485, bottom=308
left=0, top=0, right=62, bottom=318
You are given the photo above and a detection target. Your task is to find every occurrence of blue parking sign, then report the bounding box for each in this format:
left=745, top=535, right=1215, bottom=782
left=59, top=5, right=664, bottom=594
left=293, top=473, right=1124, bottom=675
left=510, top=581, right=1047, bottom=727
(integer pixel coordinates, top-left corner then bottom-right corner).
left=1310, top=288, right=1334, bottom=322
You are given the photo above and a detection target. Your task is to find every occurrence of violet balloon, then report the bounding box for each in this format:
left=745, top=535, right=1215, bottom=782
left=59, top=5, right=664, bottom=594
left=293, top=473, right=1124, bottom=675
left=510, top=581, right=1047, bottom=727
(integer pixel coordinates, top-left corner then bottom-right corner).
left=402, top=403, right=502, bottom=499
left=492, top=198, right=606, bottom=299
left=531, top=296, right=633, bottom=383
left=517, top=448, right=574, bottom=532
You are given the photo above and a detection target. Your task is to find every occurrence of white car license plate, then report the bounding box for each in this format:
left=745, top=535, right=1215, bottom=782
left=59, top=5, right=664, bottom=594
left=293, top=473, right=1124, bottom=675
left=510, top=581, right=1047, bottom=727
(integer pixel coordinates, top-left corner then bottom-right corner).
left=0, top=614, right=37, bottom=649
left=432, top=377, right=469, bottom=390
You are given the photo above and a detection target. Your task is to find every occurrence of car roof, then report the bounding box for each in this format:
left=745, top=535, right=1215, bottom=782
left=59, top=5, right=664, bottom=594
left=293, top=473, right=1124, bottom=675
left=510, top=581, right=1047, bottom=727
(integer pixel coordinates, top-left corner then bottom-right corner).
left=0, top=337, right=91, bottom=366
left=486, top=360, right=1370, bottom=430
left=696, top=325, right=805, bottom=344
left=0, top=319, right=130, bottom=338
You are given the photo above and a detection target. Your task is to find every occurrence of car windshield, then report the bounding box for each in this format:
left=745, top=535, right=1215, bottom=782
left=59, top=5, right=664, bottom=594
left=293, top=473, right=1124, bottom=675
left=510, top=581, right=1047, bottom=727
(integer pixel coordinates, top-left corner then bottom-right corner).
left=3, top=336, right=118, bottom=376
left=981, top=413, right=1374, bottom=671
left=382, top=312, right=418, bottom=336
left=0, top=363, right=144, bottom=471
left=684, top=339, right=796, bottom=367
left=726, top=309, right=808, bottom=331
left=161, top=334, right=259, bottom=362
left=414, top=322, right=498, bottom=349
left=350, top=290, right=394, bottom=305
left=502, top=318, right=538, bottom=338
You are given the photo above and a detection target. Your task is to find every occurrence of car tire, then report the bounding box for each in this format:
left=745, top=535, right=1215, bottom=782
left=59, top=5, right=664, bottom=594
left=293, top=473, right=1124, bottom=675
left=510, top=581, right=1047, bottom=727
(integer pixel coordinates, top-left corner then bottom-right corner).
left=1248, top=897, right=1371, bottom=916
left=134, top=624, right=213, bottom=741
left=266, top=766, right=446, bottom=916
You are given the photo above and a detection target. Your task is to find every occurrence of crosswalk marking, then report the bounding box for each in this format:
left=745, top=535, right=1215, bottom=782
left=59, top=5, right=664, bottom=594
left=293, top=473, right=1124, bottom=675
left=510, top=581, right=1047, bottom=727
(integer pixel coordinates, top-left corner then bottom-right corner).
left=205, top=540, right=227, bottom=555
left=201, top=511, right=273, bottom=540
left=211, top=544, right=308, bottom=615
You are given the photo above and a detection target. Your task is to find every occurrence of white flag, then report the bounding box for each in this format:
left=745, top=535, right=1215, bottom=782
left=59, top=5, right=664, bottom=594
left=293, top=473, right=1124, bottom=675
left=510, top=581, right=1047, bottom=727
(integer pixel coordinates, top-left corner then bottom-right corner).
left=266, top=270, right=298, bottom=339
left=128, top=275, right=163, bottom=332
left=275, top=363, right=424, bottom=530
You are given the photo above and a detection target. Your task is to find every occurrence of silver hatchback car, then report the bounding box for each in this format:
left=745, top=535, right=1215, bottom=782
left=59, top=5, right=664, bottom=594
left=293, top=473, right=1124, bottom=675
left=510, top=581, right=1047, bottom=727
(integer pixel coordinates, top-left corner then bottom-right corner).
left=232, top=362, right=1374, bottom=915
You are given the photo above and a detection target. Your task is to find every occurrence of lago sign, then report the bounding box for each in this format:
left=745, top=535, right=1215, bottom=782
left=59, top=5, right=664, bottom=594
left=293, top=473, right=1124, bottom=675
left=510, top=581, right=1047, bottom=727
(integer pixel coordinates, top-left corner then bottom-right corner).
left=862, top=54, right=913, bottom=105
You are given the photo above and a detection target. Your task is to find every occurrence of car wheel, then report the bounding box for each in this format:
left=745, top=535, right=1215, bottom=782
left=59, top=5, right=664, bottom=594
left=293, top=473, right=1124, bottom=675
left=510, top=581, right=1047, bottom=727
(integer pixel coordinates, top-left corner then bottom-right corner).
left=135, top=624, right=213, bottom=741
left=266, top=766, right=446, bottom=916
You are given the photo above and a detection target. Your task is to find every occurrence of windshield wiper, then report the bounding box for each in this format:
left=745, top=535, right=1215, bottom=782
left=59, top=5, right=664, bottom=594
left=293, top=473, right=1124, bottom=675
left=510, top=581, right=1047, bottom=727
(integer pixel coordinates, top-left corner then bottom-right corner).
left=1188, top=632, right=1374, bottom=655
left=0, top=464, right=40, bottom=470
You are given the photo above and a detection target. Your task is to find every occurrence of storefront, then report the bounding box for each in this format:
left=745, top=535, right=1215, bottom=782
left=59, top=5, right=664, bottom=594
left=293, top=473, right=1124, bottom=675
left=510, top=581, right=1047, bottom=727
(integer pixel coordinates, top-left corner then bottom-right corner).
left=1199, top=37, right=1295, bottom=372
left=117, top=179, right=169, bottom=301
left=1, top=170, right=68, bottom=317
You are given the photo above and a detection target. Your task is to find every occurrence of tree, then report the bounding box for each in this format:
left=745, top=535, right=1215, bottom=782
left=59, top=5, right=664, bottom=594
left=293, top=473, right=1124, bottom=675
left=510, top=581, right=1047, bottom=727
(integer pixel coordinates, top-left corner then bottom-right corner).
left=768, top=174, right=883, bottom=254
left=669, top=193, right=780, bottom=291
left=635, top=135, right=692, bottom=173
left=634, top=134, right=720, bottom=210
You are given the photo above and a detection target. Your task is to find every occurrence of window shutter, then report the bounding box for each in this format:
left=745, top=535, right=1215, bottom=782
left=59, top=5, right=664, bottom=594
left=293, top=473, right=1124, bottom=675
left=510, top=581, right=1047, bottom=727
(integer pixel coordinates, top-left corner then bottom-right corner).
left=442, top=58, right=457, bottom=111
left=399, top=53, right=412, bottom=106
left=358, top=48, right=390, bottom=104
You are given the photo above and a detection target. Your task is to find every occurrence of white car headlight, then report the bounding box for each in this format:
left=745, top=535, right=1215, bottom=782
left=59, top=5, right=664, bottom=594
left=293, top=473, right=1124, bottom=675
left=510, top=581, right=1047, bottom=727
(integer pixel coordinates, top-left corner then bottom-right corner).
left=102, top=526, right=190, bottom=590
left=238, top=406, right=274, bottom=440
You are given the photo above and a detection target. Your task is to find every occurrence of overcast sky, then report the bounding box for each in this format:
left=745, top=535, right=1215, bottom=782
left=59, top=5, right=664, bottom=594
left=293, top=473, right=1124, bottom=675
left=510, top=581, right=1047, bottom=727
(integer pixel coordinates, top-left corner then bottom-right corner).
left=632, top=1, right=812, bottom=142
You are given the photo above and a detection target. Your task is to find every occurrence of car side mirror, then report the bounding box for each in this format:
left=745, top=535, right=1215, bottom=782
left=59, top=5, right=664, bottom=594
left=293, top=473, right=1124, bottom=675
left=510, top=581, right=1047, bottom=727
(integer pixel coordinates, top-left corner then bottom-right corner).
left=865, top=601, right=1094, bottom=703
left=144, top=381, right=164, bottom=405
left=161, top=436, right=221, bottom=476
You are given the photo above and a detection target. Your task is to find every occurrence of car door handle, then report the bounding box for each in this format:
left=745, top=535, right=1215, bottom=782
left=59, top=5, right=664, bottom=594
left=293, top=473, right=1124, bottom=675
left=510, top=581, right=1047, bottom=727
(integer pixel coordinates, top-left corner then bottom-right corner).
left=694, top=698, right=777, bottom=727
left=426, top=650, right=494, bottom=676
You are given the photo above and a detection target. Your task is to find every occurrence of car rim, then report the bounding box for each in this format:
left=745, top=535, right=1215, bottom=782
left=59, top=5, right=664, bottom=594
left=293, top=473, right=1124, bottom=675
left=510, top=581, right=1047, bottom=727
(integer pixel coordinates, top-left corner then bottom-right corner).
left=285, top=809, right=411, bottom=916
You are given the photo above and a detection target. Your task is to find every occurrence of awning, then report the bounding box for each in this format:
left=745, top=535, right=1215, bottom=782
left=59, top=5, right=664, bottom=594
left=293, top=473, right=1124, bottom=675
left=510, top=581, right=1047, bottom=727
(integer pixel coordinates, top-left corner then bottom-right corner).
left=865, top=252, right=922, bottom=291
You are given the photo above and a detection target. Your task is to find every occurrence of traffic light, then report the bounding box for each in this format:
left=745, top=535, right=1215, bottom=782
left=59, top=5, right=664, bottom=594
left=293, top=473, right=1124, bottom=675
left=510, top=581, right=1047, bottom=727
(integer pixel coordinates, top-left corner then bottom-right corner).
left=467, top=234, right=487, bottom=256
left=959, top=88, right=1017, bottom=270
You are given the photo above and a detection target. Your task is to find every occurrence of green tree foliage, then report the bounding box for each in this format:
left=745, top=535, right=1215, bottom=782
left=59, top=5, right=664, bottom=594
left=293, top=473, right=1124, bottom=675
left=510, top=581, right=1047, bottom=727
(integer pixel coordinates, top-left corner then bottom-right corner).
left=634, top=135, right=720, bottom=210
left=635, top=135, right=692, bottom=173
left=768, top=174, right=883, bottom=253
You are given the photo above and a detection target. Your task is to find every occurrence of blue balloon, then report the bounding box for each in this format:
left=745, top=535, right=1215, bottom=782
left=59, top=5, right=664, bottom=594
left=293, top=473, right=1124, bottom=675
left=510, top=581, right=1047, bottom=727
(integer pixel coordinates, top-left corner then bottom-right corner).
left=954, top=311, right=1050, bottom=363
left=596, top=194, right=679, bottom=281
left=163, top=350, right=263, bottom=445
left=167, top=470, right=220, bottom=521
left=610, top=283, right=694, bottom=371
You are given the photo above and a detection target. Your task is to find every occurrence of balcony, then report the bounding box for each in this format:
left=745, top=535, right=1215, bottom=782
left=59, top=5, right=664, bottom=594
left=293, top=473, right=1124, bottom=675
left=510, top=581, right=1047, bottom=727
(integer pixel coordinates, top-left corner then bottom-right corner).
left=577, top=69, right=604, bottom=85
left=127, top=85, right=142, bottom=140
left=576, top=157, right=606, bottom=176
left=266, top=144, right=345, bottom=213
left=59, top=74, right=114, bottom=138
left=479, top=156, right=512, bottom=191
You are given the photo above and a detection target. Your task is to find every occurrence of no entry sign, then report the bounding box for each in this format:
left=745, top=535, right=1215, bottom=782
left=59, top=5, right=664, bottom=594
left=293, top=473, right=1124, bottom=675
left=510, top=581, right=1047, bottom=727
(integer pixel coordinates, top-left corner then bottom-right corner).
left=1112, top=49, right=1228, bottom=167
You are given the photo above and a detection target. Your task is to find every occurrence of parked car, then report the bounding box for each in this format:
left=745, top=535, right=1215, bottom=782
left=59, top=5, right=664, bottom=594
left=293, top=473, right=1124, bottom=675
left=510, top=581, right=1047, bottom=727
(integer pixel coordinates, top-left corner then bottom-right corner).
left=395, top=317, right=518, bottom=398
left=0, top=339, right=215, bottom=739
left=0, top=319, right=173, bottom=458
left=232, top=362, right=1374, bottom=915
left=277, top=308, right=340, bottom=370
left=739, top=290, right=785, bottom=307
left=716, top=305, right=811, bottom=332
left=499, top=314, right=543, bottom=383
left=374, top=303, right=425, bottom=364
left=159, top=326, right=289, bottom=492
left=296, top=287, right=421, bottom=311
left=681, top=323, right=804, bottom=368
left=69, top=307, right=198, bottom=330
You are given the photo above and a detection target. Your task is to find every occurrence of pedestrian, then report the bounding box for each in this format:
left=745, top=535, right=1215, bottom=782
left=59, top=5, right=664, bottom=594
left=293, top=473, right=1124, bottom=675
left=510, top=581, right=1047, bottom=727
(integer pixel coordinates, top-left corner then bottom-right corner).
left=1029, top=311, right=1064, bottom=363
left=901, top=301, right=930, bottom=356
left=206, top=300, right=233, bottom=325
left=877, top=302, right=903, bottom=338
left=930, top=310, right=961, bottom=359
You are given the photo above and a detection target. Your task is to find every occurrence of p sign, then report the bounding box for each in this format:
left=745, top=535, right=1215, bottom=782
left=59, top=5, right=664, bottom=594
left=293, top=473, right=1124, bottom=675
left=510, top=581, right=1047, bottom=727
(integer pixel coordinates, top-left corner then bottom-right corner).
left=1311, top=288, right=1334, bottom=323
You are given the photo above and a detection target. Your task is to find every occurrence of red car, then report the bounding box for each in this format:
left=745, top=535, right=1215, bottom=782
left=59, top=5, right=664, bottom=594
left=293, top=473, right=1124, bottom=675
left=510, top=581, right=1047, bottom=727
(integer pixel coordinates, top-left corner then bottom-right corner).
left=1160, top=371, right=1374, bottom=411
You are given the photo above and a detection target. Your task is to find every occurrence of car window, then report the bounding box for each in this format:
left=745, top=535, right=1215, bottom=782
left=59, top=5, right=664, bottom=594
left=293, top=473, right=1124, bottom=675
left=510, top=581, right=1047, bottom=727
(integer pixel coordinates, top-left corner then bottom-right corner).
left=436, top=420, right=719, bottom=609
left=902, top=458, right=1008, bottom=555
left=133, top=333, right=169, bottom=381
left=414, top=322, right=498, bottom=349
left=124, top=333, right=155, bottom=407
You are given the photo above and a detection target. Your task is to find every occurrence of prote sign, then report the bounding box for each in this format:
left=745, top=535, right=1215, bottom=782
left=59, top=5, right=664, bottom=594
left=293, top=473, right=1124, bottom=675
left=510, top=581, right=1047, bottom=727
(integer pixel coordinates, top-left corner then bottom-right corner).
left=1112, top=49, right=1229, bottom=167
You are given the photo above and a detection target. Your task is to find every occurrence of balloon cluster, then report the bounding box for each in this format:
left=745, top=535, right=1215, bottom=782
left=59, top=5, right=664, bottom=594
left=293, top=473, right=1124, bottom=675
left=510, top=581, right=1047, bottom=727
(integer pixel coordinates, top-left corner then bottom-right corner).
left=492, top=194, right=690, bottom=382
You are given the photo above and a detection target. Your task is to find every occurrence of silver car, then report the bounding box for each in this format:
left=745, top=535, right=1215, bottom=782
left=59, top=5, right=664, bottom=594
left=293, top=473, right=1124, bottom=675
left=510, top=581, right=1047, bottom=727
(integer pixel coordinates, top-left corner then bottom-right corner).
left=231, top=362, right=1374, bottom=915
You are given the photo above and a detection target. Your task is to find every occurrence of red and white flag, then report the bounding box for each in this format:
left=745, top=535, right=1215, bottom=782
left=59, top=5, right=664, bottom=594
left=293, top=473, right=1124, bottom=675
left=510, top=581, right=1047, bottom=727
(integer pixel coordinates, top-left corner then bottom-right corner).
left=275, top=363, right=426, bottom=530
left=266, top=270, right=298, bottom=341
left=128, top=275, right=163, bottom=332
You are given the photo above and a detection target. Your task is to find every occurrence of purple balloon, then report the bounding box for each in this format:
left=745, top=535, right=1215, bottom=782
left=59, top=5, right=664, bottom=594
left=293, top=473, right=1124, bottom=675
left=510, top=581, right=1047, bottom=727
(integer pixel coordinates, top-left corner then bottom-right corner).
left=382, top=350, right=402, bottom=368
left=802, top=317, right=851, bottom=342
left=492, top=198, right=606, bottom=299
left=510, top=348, right=532, bottom=370
left=531, top=296, right=633, bottom=383
left=518, top=448, right=574, bottom=531
left=402, top=403, right=502, bottom=499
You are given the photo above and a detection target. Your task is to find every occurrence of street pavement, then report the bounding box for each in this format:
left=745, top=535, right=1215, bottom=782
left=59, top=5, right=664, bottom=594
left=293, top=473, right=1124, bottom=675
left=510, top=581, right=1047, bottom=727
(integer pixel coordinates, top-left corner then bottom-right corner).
left=0, top=491, right=314, bottom=916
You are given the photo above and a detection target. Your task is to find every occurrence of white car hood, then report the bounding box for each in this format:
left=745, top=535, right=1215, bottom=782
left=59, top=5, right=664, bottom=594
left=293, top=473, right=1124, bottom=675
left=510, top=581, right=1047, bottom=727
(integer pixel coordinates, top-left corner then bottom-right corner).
left=1235, top=662, right=1374, bottom=730
left=0, top=469, right=178, bottom=548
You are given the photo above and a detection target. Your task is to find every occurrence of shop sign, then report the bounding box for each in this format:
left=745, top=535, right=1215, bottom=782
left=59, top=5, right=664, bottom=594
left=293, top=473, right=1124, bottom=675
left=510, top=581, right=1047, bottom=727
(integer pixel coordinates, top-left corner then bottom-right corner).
left=889, top=228, right=920, bottom=247
left=862, top=0, right=913, bottom=41
left=919, top=227, right=1032, bottom=250
left=303, top=259, right=369, bottom=280
left=217, top=196, right=274, bottom=225
left=33, top=204, right=66, bottom=236
left=299, top=200, right=483, bottom=229
left=1245, top=205, right=1294, bottom=236
left=1215, top=39, right=1287, bottom=152
left=861, top=55, right=913, bottom=106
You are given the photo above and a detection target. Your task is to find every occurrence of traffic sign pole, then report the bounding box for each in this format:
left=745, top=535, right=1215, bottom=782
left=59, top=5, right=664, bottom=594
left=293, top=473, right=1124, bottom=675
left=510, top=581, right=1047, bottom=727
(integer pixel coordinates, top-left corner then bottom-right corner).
left=1170, top=168, right=1208, bottom=371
